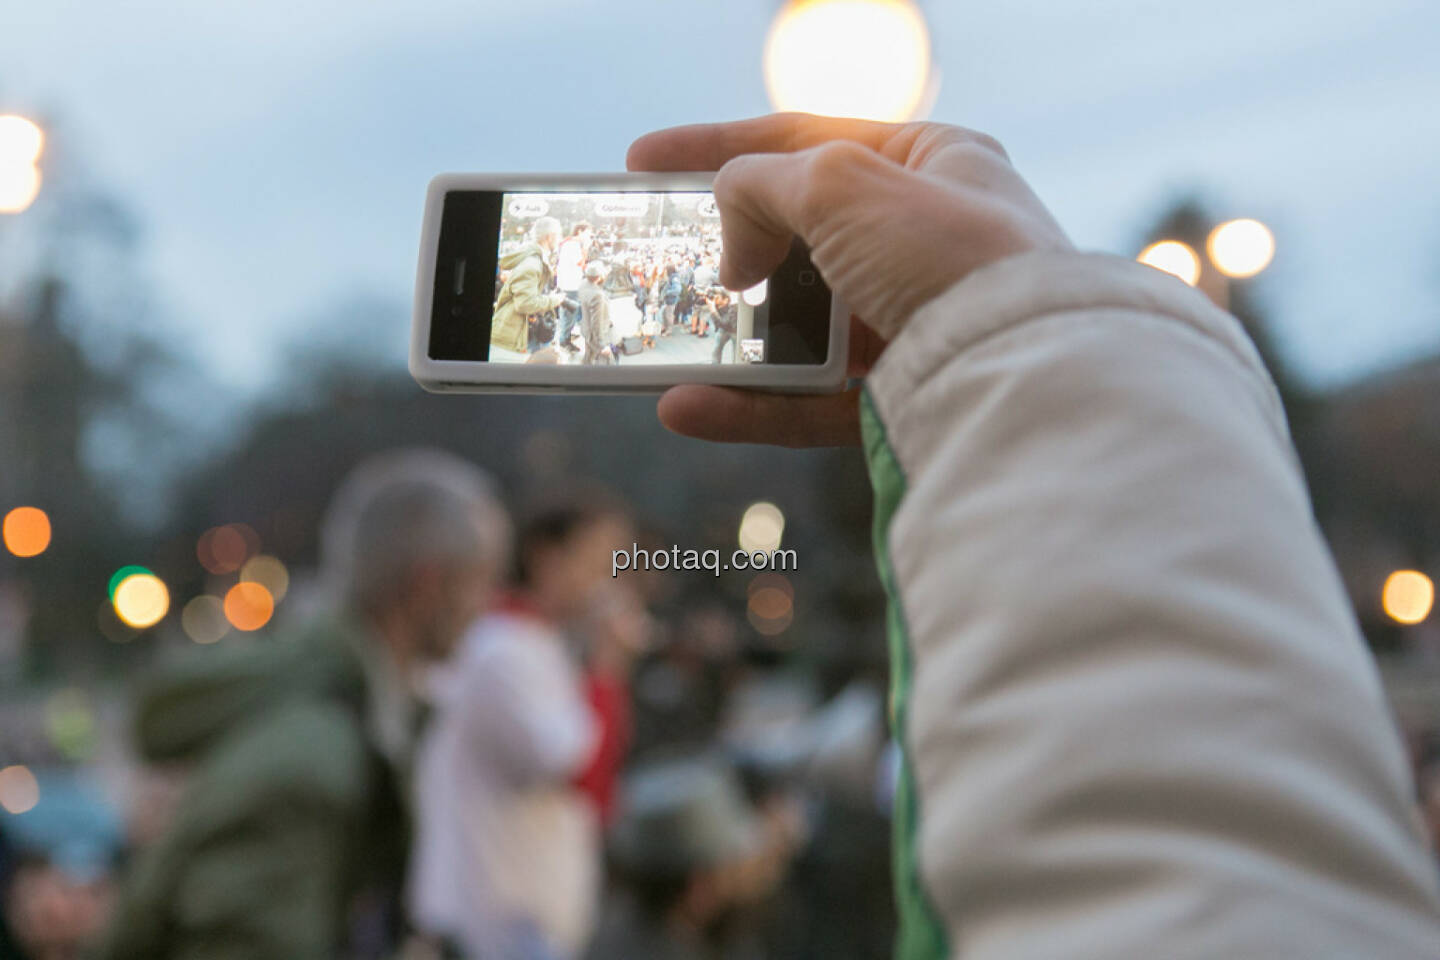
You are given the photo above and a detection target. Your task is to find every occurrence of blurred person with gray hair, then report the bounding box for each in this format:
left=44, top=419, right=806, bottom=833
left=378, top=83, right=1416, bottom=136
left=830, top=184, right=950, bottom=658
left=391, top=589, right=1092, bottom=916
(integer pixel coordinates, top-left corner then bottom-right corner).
left=98, top=449, right=509, bottom=960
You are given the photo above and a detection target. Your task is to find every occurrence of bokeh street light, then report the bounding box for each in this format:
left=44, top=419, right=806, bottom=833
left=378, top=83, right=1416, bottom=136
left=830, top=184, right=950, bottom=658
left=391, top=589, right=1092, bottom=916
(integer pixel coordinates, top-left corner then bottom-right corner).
left=198, top=523, right=259, bottom=574
left=240, top=554, right=290, bottom=602
left=224, top=581, right=275, bottom=632
left=112, top=572, right=171, bottom=629
left=1137, top=240, right=1201, bottom=287
left=108, top=565, right=153, bottom=600
left=747, top=572, right=795, bottom=635
left=0, top=114, right=44, bottom=214
left=45, top=689, right=97, bottom=761
left=765, top=0, right=937, bottom=122
left=182, top=595, right=230, bottom=644
left=739, top=501, right=785, bottom=553
left=1139, top=216, right=1274, bottom=301
left=0, top=765, right=40, bottom=815
left=1207, top=218, right=1275, bottom=279
left=1382, top=569, right=1434, bottom=625
left=3, top=506, right=51, bottom=557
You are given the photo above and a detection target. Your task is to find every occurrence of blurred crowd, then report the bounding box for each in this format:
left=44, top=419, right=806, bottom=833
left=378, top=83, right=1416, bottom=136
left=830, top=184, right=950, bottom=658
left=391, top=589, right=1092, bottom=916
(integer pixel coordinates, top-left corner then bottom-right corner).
left=1, top=449, right=893, bottom=960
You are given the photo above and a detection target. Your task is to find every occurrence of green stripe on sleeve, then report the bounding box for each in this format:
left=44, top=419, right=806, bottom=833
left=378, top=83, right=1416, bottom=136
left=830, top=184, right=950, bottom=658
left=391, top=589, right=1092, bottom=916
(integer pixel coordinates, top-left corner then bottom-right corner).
left=860, top=389, right=950, bottom=960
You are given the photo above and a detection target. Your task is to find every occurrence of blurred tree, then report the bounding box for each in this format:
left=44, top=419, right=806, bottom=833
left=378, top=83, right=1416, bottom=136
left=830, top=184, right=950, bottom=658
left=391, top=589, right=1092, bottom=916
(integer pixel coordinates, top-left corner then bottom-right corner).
left=1138, top=197, right=1440, bottom=655
left=1, top=276, right=156, bottom=681
left=0, top=120, right=191, bottom=682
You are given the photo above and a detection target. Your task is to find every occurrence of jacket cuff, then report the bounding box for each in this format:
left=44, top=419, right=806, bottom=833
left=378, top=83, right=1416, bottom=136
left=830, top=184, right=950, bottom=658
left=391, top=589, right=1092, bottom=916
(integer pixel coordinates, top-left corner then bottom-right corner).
left=864, top=250, right=1285, bottom=432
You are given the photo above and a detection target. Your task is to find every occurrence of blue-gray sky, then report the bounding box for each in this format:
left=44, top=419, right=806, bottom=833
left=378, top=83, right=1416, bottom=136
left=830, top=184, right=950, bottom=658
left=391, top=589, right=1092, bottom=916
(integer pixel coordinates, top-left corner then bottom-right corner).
left=4, top=0, right=1439, bottom=392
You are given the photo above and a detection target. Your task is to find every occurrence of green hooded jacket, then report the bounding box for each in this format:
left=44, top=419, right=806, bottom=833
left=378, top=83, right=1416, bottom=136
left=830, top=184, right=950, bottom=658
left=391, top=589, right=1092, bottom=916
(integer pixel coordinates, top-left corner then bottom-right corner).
left=491, top=243, right=559, bottom=353
left=97, top=619, right=408, bottom=960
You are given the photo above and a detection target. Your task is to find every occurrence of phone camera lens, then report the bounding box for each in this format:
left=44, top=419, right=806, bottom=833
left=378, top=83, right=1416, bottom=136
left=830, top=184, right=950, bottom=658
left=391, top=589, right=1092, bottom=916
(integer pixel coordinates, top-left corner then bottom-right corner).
left=798, top=270, right=817, bottom=286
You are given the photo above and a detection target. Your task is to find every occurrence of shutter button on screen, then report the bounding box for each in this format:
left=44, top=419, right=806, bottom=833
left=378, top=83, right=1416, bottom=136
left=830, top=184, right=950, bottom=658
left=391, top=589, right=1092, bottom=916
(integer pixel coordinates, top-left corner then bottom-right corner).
left=797, top=270, right=817, bottom=286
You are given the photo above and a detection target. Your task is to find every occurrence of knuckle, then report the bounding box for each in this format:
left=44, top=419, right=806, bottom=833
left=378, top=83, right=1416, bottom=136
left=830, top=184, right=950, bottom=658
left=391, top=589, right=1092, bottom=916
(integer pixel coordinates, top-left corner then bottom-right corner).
left=964, top=130, right=1010, bottom=161
left=710, top=155, right=751, bottom=202
left=903, top=125, right=1010, bottom=167
left=798, top=141, right=876, bottom=214
left=805, top=139, right=873, bottom=180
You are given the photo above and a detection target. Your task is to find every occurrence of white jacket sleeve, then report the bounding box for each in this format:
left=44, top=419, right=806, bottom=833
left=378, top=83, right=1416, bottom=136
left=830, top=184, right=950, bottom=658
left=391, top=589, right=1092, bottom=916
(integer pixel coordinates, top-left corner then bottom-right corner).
left=459, top=627, right=596, bottom=788
left=860, top=250, right=1440, bottom=959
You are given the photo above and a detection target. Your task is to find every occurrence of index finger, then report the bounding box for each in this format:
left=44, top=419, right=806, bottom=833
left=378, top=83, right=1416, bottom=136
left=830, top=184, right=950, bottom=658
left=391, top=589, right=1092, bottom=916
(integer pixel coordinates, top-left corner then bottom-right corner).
left=626, top=113, right=903, bottom=172
left=656, top=385, right=862, bottom=448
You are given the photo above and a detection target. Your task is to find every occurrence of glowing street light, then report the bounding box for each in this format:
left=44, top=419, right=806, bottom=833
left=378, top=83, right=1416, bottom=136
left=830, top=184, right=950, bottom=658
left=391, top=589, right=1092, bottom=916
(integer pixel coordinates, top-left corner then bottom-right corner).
left=1207, top=218, right=1275, bottom=279
left=764, top=0, right=937, bottom=122
left=113, top=572, right=171, bottom=630
left=739, top=501, right=786, bottom=553
left=0, top=116, right=42, bottom=164
left=198, top=523, right=259, bottom=574
left=0, top=765, right=40, bottom=815
left=240, top=554, right=290, bottom=602
left=747, top=572, right=795, bottom=635
left=0, top=165, right=40, bottom=214
left=1138, top=240, right=1201, bottom=287
left=0, top=114, right=44, bottom=214
left=224, top=581, right=275, bottom=632
left=108, top=565, right=153, bottom=600
left=182, top=595, right=229, bottom=644
left=1382, top=570, right=1434, bottom=625
left=3, top=506, right=51, bottom=557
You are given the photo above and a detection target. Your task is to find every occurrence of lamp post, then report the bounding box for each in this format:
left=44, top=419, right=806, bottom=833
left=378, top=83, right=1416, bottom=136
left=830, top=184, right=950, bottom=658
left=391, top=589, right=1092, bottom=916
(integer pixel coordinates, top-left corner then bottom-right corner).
left=1134, top=202, right=1309, bottom=434
left=0, top=114, right=43, bottom=214
left=764, top=0, right=939, bottom=121
left=1207, top=218, right=1275, bottom=280
left=1138, top=240, right=1202, bottom=287
left=0, top=113, right=44, bottom=311
left=1135, top=210, right=1275, bottom=308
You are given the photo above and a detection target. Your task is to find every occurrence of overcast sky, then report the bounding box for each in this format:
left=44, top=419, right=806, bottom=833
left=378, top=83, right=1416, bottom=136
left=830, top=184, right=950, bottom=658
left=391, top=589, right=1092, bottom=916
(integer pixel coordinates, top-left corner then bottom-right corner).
left=4, top=0, right=1438, bottom=392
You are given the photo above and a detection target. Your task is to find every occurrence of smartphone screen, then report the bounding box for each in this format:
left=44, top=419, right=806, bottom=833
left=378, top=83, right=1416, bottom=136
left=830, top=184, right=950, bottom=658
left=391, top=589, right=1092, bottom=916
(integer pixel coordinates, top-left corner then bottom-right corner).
left=426, top=190, right=832, bottom=367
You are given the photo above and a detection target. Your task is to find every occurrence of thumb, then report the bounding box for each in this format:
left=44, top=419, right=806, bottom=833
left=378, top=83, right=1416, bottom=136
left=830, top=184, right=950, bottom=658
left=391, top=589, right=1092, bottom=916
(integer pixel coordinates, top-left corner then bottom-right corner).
left=712, top=140, right=904, bottom=293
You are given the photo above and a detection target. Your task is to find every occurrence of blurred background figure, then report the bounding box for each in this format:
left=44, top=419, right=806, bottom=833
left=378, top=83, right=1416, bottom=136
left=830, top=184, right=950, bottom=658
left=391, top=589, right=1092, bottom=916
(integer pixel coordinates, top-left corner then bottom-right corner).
left=94, top=450, right=509, bottom=960
left=587, top=757, right=794, bottom=960
left=0, top=769, right=121, bottom=960
left=408, top=496, right=641, bottom=960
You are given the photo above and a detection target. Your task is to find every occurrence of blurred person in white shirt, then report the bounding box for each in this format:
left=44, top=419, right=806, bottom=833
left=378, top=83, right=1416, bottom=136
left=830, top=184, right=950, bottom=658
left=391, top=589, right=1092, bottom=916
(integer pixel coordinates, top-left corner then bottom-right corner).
left=554, top=222, right=593, bottom=354
left=408, top=496, right=634, bottom=960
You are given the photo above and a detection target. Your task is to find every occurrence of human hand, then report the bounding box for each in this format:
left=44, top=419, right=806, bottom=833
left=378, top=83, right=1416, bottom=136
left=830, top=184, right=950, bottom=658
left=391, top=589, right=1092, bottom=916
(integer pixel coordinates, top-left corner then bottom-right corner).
left=627, top=113, right=1071, bottom=447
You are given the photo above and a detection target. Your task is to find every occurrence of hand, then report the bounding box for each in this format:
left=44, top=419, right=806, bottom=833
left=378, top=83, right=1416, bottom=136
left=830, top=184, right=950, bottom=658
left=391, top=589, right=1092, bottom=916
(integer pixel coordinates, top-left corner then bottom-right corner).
left=627, top=113, right=1071, bottom=447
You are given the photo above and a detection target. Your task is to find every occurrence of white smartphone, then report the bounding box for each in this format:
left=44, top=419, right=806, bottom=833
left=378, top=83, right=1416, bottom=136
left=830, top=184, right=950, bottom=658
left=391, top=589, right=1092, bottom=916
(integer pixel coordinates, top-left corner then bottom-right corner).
left=410, top=173, right=848, bottom=393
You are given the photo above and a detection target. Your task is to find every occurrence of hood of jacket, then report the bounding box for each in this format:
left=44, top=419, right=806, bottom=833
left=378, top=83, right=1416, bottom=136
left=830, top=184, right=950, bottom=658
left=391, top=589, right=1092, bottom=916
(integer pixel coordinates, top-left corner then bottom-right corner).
left=133, top=618, right=367, bottom=763
left=499, top=242, right=548, bottom=272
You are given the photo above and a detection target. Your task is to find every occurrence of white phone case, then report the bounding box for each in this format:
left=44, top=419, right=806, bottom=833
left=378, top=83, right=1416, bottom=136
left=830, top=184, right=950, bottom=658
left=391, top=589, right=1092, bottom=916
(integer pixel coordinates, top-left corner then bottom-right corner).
left=410, top=172, right=849, bottom=394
